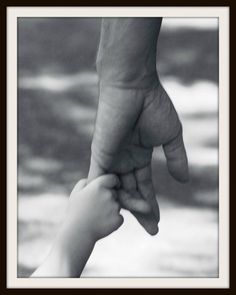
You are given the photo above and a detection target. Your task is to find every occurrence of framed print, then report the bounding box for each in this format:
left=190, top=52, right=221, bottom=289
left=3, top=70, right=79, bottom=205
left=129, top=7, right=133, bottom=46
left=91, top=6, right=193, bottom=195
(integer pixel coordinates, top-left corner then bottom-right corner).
left=5, top=5, right=229, bottom=290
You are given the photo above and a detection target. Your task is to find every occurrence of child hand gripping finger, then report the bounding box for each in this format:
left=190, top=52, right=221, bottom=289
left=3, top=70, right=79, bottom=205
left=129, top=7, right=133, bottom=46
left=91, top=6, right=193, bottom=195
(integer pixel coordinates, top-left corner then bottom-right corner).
left=31, top=174, right=123, bottom=278
left=68, top=174, right=123, bottom=241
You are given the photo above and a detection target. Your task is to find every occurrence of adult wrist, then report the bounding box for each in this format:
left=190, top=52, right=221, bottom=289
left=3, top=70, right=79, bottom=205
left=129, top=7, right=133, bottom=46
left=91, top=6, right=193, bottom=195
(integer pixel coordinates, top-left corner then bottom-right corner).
left=97, top=61, right=158, bottom=90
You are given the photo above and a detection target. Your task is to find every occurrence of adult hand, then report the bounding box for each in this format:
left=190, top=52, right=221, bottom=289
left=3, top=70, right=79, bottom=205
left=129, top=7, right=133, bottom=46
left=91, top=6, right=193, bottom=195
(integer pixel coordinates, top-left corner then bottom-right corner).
left=87, top=18, right=188, bottom=235
left=88, top=80, right=189, bottom=235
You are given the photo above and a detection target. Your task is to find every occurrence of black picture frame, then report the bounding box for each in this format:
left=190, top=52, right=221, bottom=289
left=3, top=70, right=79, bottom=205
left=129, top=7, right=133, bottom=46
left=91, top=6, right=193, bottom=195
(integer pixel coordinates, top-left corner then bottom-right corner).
left=1, top=1, right=233, bottom=293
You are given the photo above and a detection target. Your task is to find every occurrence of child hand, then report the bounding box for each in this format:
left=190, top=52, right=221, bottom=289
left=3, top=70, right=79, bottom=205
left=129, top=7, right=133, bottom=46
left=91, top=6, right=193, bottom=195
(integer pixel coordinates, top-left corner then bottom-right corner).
left=65, top=174, right=123, bottom=242
left=32, top=174, right=123, bottom=278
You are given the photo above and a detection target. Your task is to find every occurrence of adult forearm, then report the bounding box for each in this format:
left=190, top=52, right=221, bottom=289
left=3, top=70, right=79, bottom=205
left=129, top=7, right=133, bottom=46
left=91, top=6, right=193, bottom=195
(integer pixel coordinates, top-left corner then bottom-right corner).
left=97, top=17, right=162, bottom=88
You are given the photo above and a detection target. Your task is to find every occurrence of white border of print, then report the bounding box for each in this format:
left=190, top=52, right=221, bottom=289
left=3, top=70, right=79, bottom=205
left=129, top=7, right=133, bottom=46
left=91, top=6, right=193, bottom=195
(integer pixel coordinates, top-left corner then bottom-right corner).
left=7, top=6, right=229, bottom=289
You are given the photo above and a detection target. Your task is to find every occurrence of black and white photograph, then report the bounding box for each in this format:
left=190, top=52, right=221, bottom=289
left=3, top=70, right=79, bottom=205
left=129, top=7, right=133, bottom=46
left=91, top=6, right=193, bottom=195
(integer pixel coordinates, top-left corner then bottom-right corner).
left=7, top=6, right=229, bottom=289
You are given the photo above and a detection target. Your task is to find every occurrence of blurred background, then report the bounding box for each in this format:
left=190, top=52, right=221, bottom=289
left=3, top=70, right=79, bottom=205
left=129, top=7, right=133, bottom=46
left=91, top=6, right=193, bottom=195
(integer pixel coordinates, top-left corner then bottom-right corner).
left=17, top=17, right=219, bottom=277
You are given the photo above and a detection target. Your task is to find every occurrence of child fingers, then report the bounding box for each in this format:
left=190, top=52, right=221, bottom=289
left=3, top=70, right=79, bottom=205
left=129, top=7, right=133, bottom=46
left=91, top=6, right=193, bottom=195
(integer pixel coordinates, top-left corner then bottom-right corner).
left=76, top=178, right=88, bottom=189
left=117, top=214, right=124, bottom=226
left=112, top=200, right=121, bottom=213
left=95, top=174, right=120, bottom=189
left=105, top=190, right=120, bottom=212
left=113, top=214, right=124, bottom=229
left=111, top=189, right=119, bottom=201
left=70, top=178, right=87, bottom=196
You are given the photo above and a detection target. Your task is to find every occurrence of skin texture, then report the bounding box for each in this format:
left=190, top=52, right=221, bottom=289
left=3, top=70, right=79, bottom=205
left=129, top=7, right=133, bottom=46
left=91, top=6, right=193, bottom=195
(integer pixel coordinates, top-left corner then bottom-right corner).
left=88, top=18, right=189, bottom=235
left=32, top=175, right=123, bottom=277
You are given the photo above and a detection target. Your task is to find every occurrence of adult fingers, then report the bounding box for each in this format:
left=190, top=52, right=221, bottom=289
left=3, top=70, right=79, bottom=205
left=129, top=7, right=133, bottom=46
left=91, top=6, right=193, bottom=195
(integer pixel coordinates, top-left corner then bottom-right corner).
left=135, top=165, right=160, bottom=222
left=163, top=125, right=189, bottom=183
left=120, top=171, right=136, bottom=190
left=121, top=171, right=159, bottom=235
left=120, top=172, right=150, bottom=212
left=117, top=189, right=151, bottom=213
left=131, top=211, right=158, bottom=236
